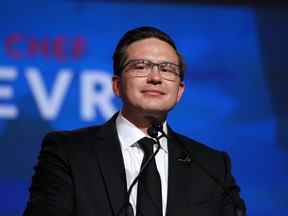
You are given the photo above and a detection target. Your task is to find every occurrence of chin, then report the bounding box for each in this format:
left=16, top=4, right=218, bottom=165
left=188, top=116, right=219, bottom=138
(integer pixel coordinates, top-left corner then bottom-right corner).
left=139, top=106, right=169, bottom=116
left=142, top=102, right=173, bottom=112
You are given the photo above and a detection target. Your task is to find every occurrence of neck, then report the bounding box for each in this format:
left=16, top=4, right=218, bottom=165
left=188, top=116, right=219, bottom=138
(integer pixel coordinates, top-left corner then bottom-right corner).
left=121, top=108, right=166, bottom=135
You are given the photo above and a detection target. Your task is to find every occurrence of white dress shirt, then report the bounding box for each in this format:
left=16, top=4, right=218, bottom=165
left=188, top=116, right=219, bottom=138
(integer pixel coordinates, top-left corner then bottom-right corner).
left=116, top=113, right=168, bottom=216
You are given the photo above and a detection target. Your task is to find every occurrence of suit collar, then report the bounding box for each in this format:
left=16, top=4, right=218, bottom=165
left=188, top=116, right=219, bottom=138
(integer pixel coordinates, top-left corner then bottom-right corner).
left=92, top=113, right=129, bottom=216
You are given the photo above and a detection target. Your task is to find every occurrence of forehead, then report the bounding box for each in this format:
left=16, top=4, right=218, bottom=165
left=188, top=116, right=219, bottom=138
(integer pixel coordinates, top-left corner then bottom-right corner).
left=125, top=38, right=179, bottom=64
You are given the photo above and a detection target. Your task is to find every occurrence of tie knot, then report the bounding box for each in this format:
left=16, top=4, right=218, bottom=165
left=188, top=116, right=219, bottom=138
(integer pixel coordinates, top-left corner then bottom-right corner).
left=138, top=137, right=156, bottom=156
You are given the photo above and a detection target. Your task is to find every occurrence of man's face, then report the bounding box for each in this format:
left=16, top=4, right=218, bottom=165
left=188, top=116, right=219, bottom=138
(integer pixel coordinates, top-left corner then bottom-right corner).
left=112, top=38, right=185, bottom=117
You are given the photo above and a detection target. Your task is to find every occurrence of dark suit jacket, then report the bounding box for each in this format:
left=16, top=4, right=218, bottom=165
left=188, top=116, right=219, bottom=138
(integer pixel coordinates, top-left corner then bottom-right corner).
left=23, top=114, right=245, bottom=216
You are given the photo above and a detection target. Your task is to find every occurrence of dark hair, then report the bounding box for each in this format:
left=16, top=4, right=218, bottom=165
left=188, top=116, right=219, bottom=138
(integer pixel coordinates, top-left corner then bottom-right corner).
left=113, top=26, right=185, bottom=81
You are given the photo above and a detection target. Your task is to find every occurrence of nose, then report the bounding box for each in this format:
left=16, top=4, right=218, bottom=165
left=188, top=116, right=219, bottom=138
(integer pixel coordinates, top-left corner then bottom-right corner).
left=147, top=65, right=162, bottom=84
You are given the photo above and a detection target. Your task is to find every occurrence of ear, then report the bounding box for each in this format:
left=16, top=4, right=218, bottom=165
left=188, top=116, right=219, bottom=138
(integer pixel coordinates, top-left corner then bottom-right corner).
left=112, top=75, right=121, bottom=97
left=176, top=81, right=185, bottom=102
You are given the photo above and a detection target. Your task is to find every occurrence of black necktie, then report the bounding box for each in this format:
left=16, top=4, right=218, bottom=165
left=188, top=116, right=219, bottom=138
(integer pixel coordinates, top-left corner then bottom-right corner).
left=136, top=137, right=163, bottom=216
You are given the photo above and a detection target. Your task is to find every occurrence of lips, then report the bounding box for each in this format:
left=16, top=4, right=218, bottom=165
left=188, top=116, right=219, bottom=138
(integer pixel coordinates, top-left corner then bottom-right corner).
left=141, top=89, right=165, bottom=95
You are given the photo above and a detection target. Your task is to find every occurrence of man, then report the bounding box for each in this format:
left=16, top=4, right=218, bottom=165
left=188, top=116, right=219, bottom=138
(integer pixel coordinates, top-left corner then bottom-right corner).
left=24, top=26, right=246, bottom=216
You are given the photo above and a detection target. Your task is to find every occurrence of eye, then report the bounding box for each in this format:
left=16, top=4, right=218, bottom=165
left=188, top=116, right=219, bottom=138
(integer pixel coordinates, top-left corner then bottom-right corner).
left=133, top=63, right=147, bottom=70
left=160, top=64, right=174, bottom=73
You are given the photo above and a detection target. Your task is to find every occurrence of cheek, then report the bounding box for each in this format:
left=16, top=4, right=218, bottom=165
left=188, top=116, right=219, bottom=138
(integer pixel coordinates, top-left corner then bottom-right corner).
left=166, top=86, right=184, bottom=104
left=121, top=79, right=141, bottom=99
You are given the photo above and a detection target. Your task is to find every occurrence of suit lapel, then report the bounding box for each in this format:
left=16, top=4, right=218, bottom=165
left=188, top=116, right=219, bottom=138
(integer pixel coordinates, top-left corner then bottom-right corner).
left=165, top=128, right=196, bottom=215
left=93, top=114, right=128, bottom=216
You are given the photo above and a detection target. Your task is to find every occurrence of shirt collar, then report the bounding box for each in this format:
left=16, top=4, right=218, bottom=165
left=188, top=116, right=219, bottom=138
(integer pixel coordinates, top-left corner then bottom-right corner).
left=116, top=112, right=168, bottom=153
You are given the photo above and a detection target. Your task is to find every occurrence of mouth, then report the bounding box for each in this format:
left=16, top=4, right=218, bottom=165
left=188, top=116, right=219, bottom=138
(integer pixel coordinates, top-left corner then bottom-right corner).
left=141, top=90, right=165, bottom=96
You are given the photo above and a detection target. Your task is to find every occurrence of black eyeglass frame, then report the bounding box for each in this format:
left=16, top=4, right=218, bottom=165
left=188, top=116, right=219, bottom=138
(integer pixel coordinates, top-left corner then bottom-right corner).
left=120, top=59, right=182, bottom=81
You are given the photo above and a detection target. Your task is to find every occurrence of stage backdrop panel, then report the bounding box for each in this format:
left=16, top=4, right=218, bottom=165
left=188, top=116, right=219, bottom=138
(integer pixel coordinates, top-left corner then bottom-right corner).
left=0, top=1, right=287, bottom=215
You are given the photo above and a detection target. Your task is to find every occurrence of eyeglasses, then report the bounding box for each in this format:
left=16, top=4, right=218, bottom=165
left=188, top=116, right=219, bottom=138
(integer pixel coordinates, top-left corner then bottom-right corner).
left=121, top=59, right=181, bottom=81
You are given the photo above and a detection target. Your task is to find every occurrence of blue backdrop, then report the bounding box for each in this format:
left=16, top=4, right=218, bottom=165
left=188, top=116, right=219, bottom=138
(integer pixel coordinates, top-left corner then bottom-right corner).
left=0, top=1, right=287, bottom=215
